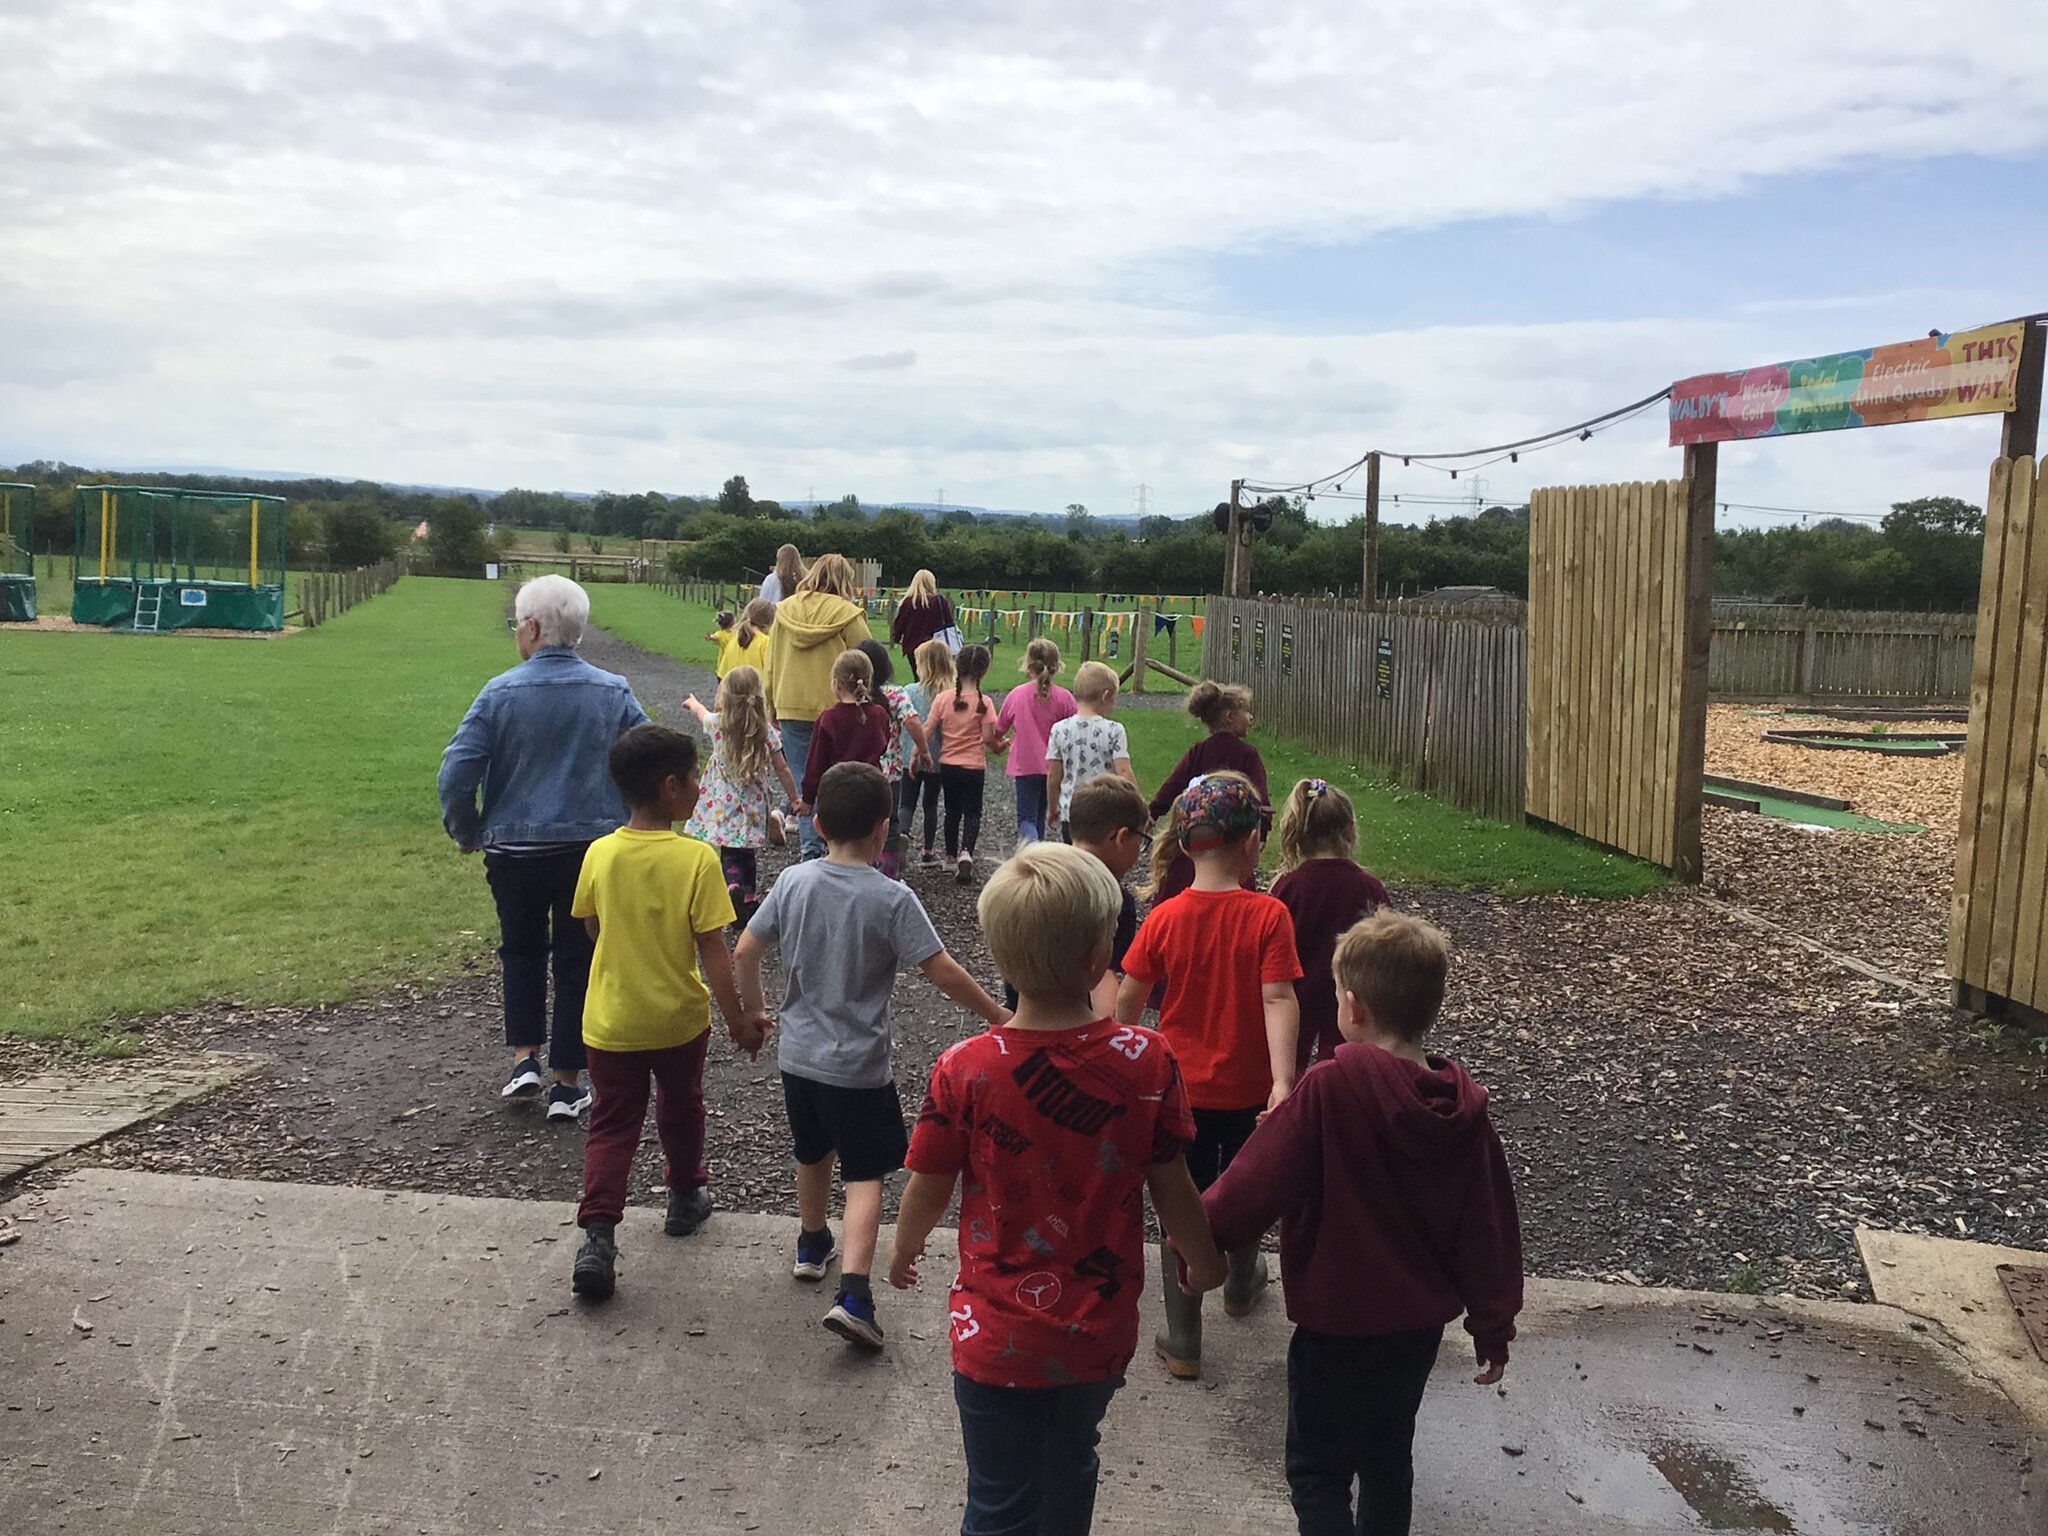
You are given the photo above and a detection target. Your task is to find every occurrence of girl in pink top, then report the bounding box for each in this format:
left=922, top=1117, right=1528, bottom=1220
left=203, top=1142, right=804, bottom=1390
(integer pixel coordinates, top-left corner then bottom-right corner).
left=993, top=638, right=1076, bottom=847
left=922, top=644, right=1003, bottom=883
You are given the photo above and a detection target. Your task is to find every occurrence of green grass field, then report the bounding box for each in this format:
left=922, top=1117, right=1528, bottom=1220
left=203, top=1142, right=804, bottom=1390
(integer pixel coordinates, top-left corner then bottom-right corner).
left=587, top=586, right=1661, bottom=901
left=2, top=576, right=509, bottom=1049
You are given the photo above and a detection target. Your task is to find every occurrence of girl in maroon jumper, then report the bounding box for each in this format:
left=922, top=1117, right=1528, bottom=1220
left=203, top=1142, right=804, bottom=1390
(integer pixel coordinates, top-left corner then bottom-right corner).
left=799, top=650, right=893, bottom=814
left=1148, top=681, right=1267, bottom=902
left=1270, top=779, right=1392, bottom=1073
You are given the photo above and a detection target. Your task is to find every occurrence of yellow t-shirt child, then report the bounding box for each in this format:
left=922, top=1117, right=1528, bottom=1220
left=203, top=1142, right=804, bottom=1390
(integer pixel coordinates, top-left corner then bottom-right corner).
left=711, top=628, right=742, bottom=678
left=571, top=828, right=736, bottom=1052
left=728, top=628, right=770, bottom=677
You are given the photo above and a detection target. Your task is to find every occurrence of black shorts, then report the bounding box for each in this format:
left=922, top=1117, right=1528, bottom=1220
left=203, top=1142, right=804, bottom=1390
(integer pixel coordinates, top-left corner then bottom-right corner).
left=781, top=1072, right=910, bottom=1183
left=1187, top=1105, right=1261, bottom=1192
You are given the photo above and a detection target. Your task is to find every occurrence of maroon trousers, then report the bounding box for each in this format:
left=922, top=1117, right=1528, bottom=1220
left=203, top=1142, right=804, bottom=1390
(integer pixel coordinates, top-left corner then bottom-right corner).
left=577, top=1033, right=711, bottom=1228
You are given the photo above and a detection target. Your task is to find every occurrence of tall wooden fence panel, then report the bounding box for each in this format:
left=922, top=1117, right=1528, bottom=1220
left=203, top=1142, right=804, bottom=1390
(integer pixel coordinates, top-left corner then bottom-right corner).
left=1527, top=479, right=1708, bottom=876
left=1201, top=597, right=1525, bottom=822
left=1950, top=456, right=2048, bottom=1017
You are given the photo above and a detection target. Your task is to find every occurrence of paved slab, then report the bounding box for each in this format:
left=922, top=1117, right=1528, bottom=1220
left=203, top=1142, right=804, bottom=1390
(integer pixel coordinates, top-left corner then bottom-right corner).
left=0, top=1055, right=260, bottom=1181
left=1, top=1171, right=2040, bottom=1533
left=1860, top=1224, right=2048, bottom=1437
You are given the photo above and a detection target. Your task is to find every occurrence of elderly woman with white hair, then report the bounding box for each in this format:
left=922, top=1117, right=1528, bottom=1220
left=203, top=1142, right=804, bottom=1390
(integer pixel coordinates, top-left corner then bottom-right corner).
left=438, top=575, right=650, bottom=1118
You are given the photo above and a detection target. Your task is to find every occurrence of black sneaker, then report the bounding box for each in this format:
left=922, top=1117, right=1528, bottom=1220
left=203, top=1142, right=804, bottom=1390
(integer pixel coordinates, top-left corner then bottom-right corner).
left=792, top=1228, right=838, bottom=1282
left=501, top=1054, right=543, bottom=1099
left=571, top=1224, right=617, bottom=1301
left=823, top=1288, right=885, bottom=1351
left=664, top=1186, right=713, bottom=1237
left=545, top=1082, right=591, bottom=1121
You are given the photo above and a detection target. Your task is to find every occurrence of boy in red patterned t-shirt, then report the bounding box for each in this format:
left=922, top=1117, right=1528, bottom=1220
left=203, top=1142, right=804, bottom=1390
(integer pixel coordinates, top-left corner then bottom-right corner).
left=890, top=843, right=1226, bottom=1535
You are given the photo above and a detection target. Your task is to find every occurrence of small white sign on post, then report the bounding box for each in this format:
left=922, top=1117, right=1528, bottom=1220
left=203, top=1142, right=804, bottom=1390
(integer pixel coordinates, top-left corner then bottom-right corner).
left=484, top=563, right=500, bottom=581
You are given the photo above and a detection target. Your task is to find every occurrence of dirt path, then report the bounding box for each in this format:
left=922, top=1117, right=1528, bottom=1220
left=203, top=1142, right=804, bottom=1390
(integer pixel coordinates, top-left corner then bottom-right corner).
left=8, top=629, right=2044, bottom=1300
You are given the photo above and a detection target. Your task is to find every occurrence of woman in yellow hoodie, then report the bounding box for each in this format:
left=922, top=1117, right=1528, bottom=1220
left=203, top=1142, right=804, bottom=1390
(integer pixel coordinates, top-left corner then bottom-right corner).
left=765, top=552, right=873, bottom=858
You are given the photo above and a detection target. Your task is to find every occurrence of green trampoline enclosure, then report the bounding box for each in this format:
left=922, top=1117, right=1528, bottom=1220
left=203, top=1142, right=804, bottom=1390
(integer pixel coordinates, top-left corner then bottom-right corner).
left=70, top=485, right=289, bottom=632
left=0, top=481, right=33, bottom=621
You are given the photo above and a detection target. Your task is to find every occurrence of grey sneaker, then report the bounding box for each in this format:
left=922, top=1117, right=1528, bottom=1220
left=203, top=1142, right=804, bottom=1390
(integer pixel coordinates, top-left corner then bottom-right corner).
left=664, top=1186, right=713, bottom=1237
left=572, top=1224, right=617, bottom=1301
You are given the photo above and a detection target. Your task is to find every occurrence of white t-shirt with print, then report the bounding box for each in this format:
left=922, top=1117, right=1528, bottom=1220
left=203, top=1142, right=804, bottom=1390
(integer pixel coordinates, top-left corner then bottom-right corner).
left=1046, top=713, right=1131, bottom=820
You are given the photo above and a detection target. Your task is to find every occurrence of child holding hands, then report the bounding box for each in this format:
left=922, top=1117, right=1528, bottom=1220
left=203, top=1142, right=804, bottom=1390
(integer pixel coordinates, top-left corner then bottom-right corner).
left=567, top=725, right=759, bottom=1303
left=734, top=763, right=1008, bottom=1352
left=683, top=665, right=800, bottom=924
left=891, top=842, right=1225, bottom=1536
left=1200, top=910, right=1523, bottom=1536
left=1117, top=771, right=1300, bottom=1379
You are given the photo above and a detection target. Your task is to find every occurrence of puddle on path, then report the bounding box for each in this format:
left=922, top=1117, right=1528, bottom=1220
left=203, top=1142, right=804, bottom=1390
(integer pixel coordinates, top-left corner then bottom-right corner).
left=1649, top=1442, right=1794, bottom=1532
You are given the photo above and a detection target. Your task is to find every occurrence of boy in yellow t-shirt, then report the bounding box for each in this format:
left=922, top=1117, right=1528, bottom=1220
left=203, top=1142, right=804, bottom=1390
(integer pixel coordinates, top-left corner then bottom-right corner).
left=569, top=723, right=756, bottom=1302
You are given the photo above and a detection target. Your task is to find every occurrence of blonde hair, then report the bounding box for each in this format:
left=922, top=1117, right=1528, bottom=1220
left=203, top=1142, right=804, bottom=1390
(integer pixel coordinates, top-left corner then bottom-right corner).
left=915, top=639, right=956, bottom=694
left=831, top=647, right=874, bottom=704
left=714, top=665, right=774, bottom=785
left=1186, top=679, right=1252, bottom=730
left=905, top=569, right=939, bottom=604
left=1332, top=910, right=1449, bottom=1041
left=1071, top=660, right=1118, bottom=705
left=798, top=552, right=857, bottom=600
left=1276, top=778, right=1357, bottom=871
left=773, top=544, right=805, bottom=595
left=979, top=842, right=1122, bottom=1002
left=1020, top=637, right=1061, bottom=699
left=1139, top=768, right=1257, bottom=899
left=737, top=597, right=775, bottom=650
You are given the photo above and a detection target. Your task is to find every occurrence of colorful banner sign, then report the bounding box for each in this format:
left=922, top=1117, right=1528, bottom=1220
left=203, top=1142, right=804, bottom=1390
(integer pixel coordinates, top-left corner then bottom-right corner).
left=1668, top=321, right=2027, bottom=446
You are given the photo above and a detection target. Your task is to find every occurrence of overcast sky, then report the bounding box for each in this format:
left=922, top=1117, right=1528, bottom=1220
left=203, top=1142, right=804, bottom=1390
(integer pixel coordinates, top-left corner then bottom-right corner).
left=3, top=1, right=2046, bottom=526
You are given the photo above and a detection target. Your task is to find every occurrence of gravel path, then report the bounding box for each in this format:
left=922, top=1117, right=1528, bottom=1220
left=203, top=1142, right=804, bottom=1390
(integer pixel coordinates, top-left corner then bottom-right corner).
left=8, top=631, right=2045, bottom=1300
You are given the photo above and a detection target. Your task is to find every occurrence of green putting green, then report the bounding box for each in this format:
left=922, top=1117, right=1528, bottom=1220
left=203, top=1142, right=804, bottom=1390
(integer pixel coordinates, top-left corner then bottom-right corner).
left=1742, top=791, right=1922, bottom=833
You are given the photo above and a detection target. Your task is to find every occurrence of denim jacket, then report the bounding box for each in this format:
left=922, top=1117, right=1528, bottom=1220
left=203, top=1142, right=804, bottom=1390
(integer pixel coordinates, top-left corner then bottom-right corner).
left=437, top=647, right=651, bottom=850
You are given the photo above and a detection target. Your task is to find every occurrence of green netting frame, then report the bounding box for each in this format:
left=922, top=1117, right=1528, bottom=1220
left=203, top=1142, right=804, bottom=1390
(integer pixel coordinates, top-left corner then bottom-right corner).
left=0, top=482, right=31, bottom=577
left=69, top=485, right=290, bottom=631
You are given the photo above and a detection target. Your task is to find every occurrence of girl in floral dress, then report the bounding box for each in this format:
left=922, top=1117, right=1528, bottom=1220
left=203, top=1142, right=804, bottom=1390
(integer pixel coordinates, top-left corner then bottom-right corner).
left=682, top=665, right=800, bottom=923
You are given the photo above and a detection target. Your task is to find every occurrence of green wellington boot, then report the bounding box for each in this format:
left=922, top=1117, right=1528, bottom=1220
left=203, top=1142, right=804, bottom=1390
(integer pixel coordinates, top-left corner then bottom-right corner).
left=1223, top=1246, right=1269, bottom=1318
left=1154, top=1240, right=1203, bottom=1379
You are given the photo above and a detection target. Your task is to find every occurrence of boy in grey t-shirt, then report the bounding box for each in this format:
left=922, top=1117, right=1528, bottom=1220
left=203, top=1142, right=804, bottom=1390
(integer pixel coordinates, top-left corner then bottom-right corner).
left=735, top=762, right=1008, bottom=1352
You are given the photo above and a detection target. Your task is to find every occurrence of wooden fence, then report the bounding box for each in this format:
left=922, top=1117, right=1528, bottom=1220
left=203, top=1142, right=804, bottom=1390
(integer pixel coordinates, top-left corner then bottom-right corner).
left=297, top=559, right=404, bottom=628
left=1201, top=596, right=1526, bottom=821
left=1950, top=456, right=2048, bottom=1019
left=1711, top=606, right=1976, bottom=702
left=1527, top=480, right=1710, bottom=876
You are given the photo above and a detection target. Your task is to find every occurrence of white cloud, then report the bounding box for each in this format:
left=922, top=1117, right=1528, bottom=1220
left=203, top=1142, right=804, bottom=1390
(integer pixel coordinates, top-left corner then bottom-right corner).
left=0, top=0, right=2044, bottom=520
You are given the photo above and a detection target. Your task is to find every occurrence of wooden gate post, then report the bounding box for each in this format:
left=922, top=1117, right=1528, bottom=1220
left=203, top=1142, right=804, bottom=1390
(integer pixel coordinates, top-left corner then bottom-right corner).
left=1673, top=444, right=1719, bottom=882
left=1362, top=452, right=1382, bottom=610
left=1130, top=605, right=1151, bottom=695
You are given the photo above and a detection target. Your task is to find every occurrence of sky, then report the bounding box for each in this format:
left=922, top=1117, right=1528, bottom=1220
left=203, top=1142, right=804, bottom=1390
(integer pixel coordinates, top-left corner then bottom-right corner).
left=3, top=1, right=2047, bottom=529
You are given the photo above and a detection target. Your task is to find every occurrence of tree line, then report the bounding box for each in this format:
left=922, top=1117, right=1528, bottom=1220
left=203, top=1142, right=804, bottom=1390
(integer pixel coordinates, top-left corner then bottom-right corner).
left=6, top=461, right=1990, bottom=609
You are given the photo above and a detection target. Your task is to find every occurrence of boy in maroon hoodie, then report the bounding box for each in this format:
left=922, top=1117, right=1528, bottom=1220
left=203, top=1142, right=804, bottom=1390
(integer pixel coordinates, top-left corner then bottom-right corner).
left=1198, top=909, right=1522, bottom=1536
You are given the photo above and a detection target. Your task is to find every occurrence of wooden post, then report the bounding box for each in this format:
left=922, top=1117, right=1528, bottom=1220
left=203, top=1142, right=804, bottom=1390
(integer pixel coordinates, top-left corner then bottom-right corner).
left=1081, top=608, right=1095, bottom=663
left=1130, top=604, right=1151, bottom=695
left=2002, top=315, right=2044, bottom=461
left=1362, top=452, right=1382, bottom=611
left=1224, top=479, right=1245, bottom=598
left=1673, top=443, right=1718, bottom=882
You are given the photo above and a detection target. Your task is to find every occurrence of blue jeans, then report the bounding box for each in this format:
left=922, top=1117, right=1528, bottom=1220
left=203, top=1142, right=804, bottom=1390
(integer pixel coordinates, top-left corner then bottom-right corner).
left=779, top=719, right=822, bottom=859
left=1012, top=773, right=1048, bottom=845
left=954, top=1372, right=1121, bottom=1536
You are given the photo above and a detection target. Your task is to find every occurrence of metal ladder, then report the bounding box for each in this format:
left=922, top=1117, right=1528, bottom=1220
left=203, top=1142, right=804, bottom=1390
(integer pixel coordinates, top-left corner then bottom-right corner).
left=132, top=585, right=163, bottom=633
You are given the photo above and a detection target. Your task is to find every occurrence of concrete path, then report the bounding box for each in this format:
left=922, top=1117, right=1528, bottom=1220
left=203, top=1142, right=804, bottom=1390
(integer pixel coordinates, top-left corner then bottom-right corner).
left=2, top=1170, right=2040, bottom=1534
left=0, top=1054, right=259, bottom=1181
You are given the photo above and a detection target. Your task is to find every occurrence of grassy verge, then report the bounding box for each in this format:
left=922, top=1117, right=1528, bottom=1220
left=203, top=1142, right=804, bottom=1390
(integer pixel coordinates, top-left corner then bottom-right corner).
left=2, top=577, right=508, bottom=1049
left=587, top=586, right=1662, bottom=900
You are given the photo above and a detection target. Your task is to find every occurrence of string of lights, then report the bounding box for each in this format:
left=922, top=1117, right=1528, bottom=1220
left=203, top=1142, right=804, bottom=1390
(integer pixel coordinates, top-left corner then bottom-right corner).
left=1240, top=385, right=1676, bottom=498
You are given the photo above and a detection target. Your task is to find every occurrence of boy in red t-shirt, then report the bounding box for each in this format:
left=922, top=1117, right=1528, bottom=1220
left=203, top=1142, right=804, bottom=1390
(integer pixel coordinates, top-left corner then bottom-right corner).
left=890, top=843, right=1226, bottom=1536
left=1117, top=770, right=1301, bottom=1379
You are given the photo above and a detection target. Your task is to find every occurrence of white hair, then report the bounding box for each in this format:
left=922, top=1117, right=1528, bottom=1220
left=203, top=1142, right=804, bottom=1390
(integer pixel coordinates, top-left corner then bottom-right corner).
left=514, top=575, right=589, bottom=647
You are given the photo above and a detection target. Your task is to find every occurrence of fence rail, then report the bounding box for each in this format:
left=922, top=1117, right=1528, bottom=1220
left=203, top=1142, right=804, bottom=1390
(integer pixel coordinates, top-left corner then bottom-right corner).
left=298, top=559, right=404, bottom=627
left=1202, top=596, right=1526, bottom=821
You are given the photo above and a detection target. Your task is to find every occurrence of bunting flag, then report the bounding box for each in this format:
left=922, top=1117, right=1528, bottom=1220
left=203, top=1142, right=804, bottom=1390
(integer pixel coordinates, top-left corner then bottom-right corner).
left=1191, top=616, right=1205, bottom=636
left=1153, top=613, right=1177, bottom=634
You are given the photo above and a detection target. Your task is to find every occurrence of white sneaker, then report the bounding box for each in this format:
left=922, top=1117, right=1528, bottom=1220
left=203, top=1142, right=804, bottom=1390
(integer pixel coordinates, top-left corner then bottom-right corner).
left=545, top=1082, right=592, bottom=1121
left=955, top=852, right=974, bottom=885
left=502, top=1055, right=544, bottom=1099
